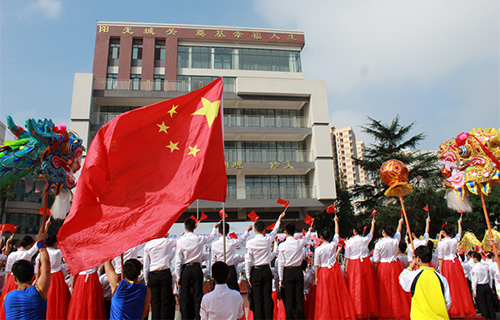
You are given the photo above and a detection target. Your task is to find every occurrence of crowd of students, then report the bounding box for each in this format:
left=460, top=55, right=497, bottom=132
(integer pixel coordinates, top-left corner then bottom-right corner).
left=0, top=212, right=499, bottom=320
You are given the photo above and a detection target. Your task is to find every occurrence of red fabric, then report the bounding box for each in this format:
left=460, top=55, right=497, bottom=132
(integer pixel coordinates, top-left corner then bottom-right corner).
left=58, top=78, right=227, bottom=274
left=238, top=303, right=246, bottom=320
left=304, top=284, right=316, bottom=320
left=39, top=208, right=51, bottom=216
left=276, top=291, right=285, bottom=320
left=326, top=205, right=335, bottom=213
left=302, top=229, right=306, bottom=237
left=46, top=270, right=71, bottom=320
left=67, top=273, right=106, bottom=320
left=441, top=257, right=476, bottom=318
left=0, top=274, right=16, bottom=319
left=276, top=198, right=290, bottom=208
left=219, top=209, right=228, bottom=219
left=267, top=223, right=276, bottom=231
left=190, top=215, right=199, bottom=224
left=371, top=209, right=377, bottom=217
left=304, top=215, right=314, bottom=226
left=346, top=258, right=379, bottom=319
left=2, top=224, right=17, bottom=233
left=247, top=211, right=259, bottom=222
left=228, top=232, right=238, bottom=240
left=199, top=212, right=208, bottom=221
left=423, top=204, right=429, bottom=212
left=375, top=260, right=411, bottom=319
left=315, top=264, right=356, bottom=320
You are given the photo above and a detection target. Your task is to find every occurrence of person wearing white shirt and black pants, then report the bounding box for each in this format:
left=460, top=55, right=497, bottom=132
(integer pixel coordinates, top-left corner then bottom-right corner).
left=245, top=212, right=285, bottom=320
left=144, top=235, right=177, bottom=320
left=211, top=222, right=252, bottom=291
left=175, top=218, right=219, bottom=320
left=470, top=252, right=496, bottom=320
left=278, top=223, right=311, bottom=319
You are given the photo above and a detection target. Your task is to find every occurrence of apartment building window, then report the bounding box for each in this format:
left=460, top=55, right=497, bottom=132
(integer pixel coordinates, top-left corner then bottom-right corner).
left=130, top=74, right=141, bottom=91
left=153, top=75, right=164, bottom=91
left=155, top=44, right=165, bottom=61
left=227, top=175, right=237, bottom=199
left=132, top=41, right=143, bottom=60
left=106, top=73, right=118, bottom=90
left=109, top=43, right=120, bottom=59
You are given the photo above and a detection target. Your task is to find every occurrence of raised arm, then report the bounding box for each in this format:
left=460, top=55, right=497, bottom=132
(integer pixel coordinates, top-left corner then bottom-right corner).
left=397, top=217, right=404, bottom=234
left=200, top=222, right=220, bottom=245
left=4, top=236, right=13, bottom=256
left=334, top=215, right=339, bottom=235
left=370, top=218, right=376, bottom=235
left=457, top=217, right=463, bottom=236
left=269, top=212, right=286, bottom=240
left=425, top=216, right=431, bottom=235
left=34, top=226, right=50, bottom=298
left=104, top=260, right=120, bottom=295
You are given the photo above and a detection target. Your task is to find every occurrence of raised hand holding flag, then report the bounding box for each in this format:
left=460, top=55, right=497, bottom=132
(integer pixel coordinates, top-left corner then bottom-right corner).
left=304, top=215, right=314, bottom=226
left=326, top=204, right=336, bottom=213
left=423, top=204, right=429, bottom=218
left=277, top=198, right=290, bottom=210
left=266, top=223, right=276, bottom=231
left=199, top=212, right=208, bottom=222
left=371, top=209, right=377, bottom=218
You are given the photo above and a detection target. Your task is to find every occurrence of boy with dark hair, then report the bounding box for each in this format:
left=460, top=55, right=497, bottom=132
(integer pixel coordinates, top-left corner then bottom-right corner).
left=470, top=252, right=496, bottom=319
left=4, top=225, right=48, bottom=319
left=399, top=246, right=452, bottom=320
left=200, top=262, right=244, bottom=319
left=105, top=258, right=151, bottom=320
left=175, top=219, right=219, bottom=320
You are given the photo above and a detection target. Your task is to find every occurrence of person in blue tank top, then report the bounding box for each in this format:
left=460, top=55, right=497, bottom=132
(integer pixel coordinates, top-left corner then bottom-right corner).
left=4, top=223, right=49, bottom=320
left=105, top=257, right=151, bottom=320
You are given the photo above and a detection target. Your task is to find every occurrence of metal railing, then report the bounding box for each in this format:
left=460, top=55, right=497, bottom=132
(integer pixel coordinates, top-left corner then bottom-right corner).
left=224, top=149, right=308, bottom=162
left=94, top=79, right=236, bottom=93
left=224, top=115, right=307, bottom=128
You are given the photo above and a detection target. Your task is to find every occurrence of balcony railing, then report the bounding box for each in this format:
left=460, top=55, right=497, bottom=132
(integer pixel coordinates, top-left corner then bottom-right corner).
left=94, top=79, right=236, bottom=93
left=224, top=149, right=308, bottom=162
left=245, top=186, right=311, bottom=199
left=224, top=115, right=307, bottom=128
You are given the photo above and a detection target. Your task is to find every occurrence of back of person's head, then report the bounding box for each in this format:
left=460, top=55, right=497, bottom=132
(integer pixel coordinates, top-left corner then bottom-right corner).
left=442, top=224, right=453, bottom=236
left=320, top=228, right=332, bottom=242
left=254, top=221, right=265, bottom=233
left=123, top=259, right=142, bottom=281
left=20, top=235, right=34, bottom=249
left=471, top=252, right=482, bottom=262
left=185, top=218, right=196, bottom=232
left=399, top=240, right=407, bottom=254
left=45, top=234, right=57, bottom=248
left=218, top=222, right=230, bottom=236
left=211, top=261, right=229, bottom=284
left=12, top=260, right=34, bottom=283
left=412, top=226, right=423, bottom=238
left=466, top=251, right=474, bottom=258
left=426, top=240, right=434, bottom=251
left=382, top=224, right=394, bottom=237
left=284, top=223, right=296, bottom=236
left=353, top=223, right=364, bottom=235
left=414, top=246, right=432, bottom=263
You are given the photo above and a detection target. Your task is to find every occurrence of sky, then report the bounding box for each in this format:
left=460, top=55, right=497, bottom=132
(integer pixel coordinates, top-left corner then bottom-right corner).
left=0, top=0, right=498, bottom=150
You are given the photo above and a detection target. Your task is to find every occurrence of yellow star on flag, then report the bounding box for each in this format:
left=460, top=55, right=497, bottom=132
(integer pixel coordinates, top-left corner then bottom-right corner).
left=166, top=141, right=179, bottom=153
left=157, top=122, right=169, bottom=134
left=187, top=145, right=200, bottom=157
left=168, top=105, right=178, bottom=117
left=192, top=97, right=221, bottom=127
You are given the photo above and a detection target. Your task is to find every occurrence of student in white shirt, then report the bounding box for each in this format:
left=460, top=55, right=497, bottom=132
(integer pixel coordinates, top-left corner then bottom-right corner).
left=470, top=252, right=496, bottom=320
left=277, top=223, right=311, bottom=319
left=408, top=216, right=431, bottom=263
left=144, top=234, right=177, bottom=320
left=200, top=261, right=244, bottom=320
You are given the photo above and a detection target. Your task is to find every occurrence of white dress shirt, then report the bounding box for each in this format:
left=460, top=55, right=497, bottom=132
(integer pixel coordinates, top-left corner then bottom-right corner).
left=278, top=232, right=311, bottom=280
left=437, top=234, right=461, bottom=260
left=5, top=245, right=38, bottom=273
left=112, top=245, right=142, bottom=274
left=397, top=253, right=409, bottom=268
left=313, top=234, right=340, bottom=267
left=200, top=284, right=244, bottom=320
left=244, top=221, right=281, bottom=280
left=143, top=237, right=177, bottom=284
left=35, top=247, right=64, bottom=273
left=345, top=233, right=373, bottom=260
left=470, top=261, right=491, bottom=294
left=493, top=264, right=500, bottom=298
left=407, top=233, right=429, bottom=262
left=174, top=228, right=217, bottom=279
left=399, top=267, right=452, bottom=310
left=211, top=231, right=249, bottom=266
left=372, top=232, right=401, bottom=263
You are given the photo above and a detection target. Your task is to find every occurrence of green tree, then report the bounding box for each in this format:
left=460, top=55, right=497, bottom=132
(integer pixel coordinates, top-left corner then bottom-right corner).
left=0, top=180, right=15, bottom=223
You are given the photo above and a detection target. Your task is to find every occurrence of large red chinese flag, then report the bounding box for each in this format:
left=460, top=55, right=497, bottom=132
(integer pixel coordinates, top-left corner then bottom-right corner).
left=58, top=78, right=226, bottom=274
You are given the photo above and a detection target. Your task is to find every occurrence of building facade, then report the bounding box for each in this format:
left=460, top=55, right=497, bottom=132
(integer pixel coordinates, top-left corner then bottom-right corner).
left=330, top=126, right=359, bottom=188
left=70, top=21, right=336, bottom=222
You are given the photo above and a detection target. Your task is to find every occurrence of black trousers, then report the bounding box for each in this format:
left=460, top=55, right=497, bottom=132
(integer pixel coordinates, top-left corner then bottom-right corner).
left=180, top=263, right=204, bottom=320
left=476, top=283, right=496, bottom=320
left=282, top=267, right=304, bottom=320
left=227, top=265, right=239, bottom=291
left=250, top=265, right=274, bottom=320
left=148, top=269, right=175, bottom=320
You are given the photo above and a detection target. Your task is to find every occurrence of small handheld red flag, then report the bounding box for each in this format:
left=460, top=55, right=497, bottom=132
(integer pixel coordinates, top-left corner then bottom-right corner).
left=302, top=229, right=306, bottom=237
left=371, top=209, right=377, bottom=218
left=457, top=210, right=464, bottom=216
left=228, top=232, right=238, bottom=240
left=219, top=209, right=228, bottom=219
left=423, top=205, right=429, bottom=212
left=401, top=209, right=403, bottom=215
left=39, top=208, right=51, bottom=216
left=190, top=215, right=199, bottom=224
left=247, top=210, right=260, bottom=222
left=326, top=205, right=335, bottom=213
left=199, top=212, right=208, bottom=222
left=304, top=215, right=314, bottom=226
left=277, top=198, right=290, bottom=208
left=4, top=224, right=18, bottom=233
left=266, top=223, right=276, bottom=231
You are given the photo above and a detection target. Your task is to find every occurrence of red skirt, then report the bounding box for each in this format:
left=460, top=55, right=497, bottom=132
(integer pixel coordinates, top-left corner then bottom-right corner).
left=0, top=274, right=16, bottom=320
left=346, top=258, right=379, bottom=319
left=315, top=264, right=356, bottom=320
left=67, top=273, right=106, bottom=320
left=441, top=257, right=476, bottom=318
left=304, top=285, right=316, bottom=320
left=47, top=270, right=71, bottom=319
left=375, top=260, right=411, bottom=320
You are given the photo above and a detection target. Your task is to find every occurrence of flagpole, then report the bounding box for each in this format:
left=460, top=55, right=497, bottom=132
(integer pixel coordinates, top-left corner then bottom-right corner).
left=222, top=203, right=226, bottom=263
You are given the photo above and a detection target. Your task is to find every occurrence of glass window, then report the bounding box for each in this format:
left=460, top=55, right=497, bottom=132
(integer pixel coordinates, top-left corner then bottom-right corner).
left=191, top=46, right=210, bottom=69
left=109, top=43, right=120, bottom=59
left=155, top=45, right=165, bottom=61
left=153, top=75, right=164, bottom=91
left=132, top=45, right=143, bottom=60
left=130, top=74, right=141, bottom=91
left=214, top=48, right=233, bottom=69
left=106, top=73, right=118, bottom=90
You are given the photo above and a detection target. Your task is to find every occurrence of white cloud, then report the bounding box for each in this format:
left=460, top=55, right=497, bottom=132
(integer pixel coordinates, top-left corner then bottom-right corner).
left=26, top=0, right=62, bottom=19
